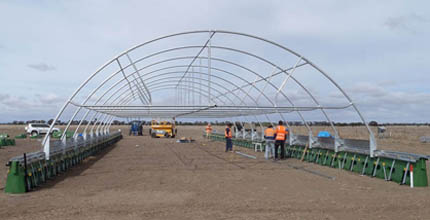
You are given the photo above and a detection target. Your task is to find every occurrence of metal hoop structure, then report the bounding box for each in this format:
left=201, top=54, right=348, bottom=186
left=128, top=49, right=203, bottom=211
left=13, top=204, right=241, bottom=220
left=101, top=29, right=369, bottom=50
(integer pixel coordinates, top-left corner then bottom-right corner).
left=41, top=30, right=377, bottom=158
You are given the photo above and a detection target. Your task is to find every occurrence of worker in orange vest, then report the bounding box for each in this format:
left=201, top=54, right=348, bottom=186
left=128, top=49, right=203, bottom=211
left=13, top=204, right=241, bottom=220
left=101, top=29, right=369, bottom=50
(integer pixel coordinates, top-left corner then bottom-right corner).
left=264, top=125, right=276, bottom=160
left=274, top=121, right=288, bottom=160
left=225, top=123, right=233, bottom=152
left=205, top=123, right=213, bottom=139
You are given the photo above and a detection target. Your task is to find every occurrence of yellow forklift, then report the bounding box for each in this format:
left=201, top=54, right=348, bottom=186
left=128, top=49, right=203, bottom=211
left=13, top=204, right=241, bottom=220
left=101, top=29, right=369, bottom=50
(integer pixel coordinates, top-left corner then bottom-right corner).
left=149, top=119, right=177, bottom=138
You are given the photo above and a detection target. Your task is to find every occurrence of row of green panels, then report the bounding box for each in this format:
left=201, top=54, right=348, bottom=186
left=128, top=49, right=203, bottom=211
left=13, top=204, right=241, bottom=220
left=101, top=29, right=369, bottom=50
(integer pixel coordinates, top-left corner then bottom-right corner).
left=5, top=134, right=123, bottom=194
left=12, top=131, right=75, bottom=140
left=206, top=134, right=264, bottom=149
left=207, top=134, right=428, bottom=187
left=15, top=131, right=74, bottom=139
left=287, top=145, right=428, bottom=187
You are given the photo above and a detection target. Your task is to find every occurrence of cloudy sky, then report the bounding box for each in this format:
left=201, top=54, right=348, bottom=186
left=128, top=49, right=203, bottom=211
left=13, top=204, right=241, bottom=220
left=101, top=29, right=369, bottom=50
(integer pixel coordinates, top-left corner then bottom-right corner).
left=0, top=0, right=429, bottom=123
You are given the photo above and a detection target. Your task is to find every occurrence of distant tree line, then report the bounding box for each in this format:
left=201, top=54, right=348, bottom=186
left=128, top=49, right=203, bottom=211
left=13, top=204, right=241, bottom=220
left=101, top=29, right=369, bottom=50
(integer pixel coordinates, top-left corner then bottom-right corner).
left=1, top=120, right=429, bottom=127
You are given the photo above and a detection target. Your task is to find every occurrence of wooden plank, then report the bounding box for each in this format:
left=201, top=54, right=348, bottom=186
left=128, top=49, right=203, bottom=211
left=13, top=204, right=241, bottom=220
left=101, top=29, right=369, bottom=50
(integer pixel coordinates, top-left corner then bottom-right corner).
left=300, top=143, right=309, bottom=162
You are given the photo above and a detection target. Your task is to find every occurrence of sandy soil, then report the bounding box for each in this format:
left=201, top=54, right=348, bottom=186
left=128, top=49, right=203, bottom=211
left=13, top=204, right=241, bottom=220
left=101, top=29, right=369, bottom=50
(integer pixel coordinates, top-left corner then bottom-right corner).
left=0, top=125, right=430, bottom=219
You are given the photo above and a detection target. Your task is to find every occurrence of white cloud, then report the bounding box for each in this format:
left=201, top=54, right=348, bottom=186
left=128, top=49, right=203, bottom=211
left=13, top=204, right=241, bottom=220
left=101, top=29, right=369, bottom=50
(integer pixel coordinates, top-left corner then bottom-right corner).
left=349, top=82, right=386, bottom=98
left=0, top=94, right=10, bottom=100
left=36, top=93, right=64, bottom=105
left=347, top=82, right=430, bottom=122
left=27, top=63, right=56, bottom=72
left=0, top=93, right=66, bottom=121
left=384, top=13, right=429, bottom=34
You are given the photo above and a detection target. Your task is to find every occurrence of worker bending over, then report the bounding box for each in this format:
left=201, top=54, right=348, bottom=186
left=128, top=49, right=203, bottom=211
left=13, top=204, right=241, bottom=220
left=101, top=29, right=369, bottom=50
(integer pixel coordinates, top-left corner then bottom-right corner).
left=264, top=125, right=276, bottom=160
left=274, top=121, right=288, bottom=160
left=205, top=123, right=212, bottom=139
left=225, top=123, right=233, bottom=152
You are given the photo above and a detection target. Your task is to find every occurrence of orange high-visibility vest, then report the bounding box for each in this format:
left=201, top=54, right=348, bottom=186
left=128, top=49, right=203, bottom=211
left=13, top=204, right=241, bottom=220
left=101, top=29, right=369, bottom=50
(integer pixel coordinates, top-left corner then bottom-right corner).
left=225, top=127, right=232, bottom=138
left=275, top=125, right=288, bottom=141
left=206, top=125, right=212, bottom=132
left=264, top=128, right=275, bottom=137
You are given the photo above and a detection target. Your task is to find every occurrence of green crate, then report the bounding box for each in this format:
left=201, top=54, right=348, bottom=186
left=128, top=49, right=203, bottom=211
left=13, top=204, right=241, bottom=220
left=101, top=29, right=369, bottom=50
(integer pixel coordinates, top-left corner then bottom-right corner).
left=315, top=149, right=325, bottom=165
left=342, top=153, right=355, bottom=171
left=363, top=157, right=376, bottom=176
left=308, top=148, right=317, bottom=162
left=6, top=139, right=15, bottom=146
left=372, top=158, right=391, bottom=180
left=413, top=158, right=428, bottom=187
left=331, top=152, right=341, bottom=168
left=30, top=134, right=42, bottom=139
left=389, top=159, right=409, bottom=184
left=288, top=146, right=296, bottom=158
left=323, top=150, right=335, bottom=167
left=295, top=146, right=305, bottom=159
left=352, top=154, right=366, bottom=174
left=15, top=134, right=27, bottom=139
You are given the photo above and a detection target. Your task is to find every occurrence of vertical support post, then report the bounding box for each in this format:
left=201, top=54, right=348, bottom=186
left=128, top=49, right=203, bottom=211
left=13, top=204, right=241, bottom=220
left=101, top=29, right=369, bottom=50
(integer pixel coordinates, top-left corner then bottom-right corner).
left=334, top=136, right=343, bottom=153
left=369, top=133, right=376, bottom=157
left=308, top=130, right=315, bottom=149
left=251, top=127, right=255, bottom=141
left=289, top=131, right=294, bottom=146
left=24, top=153, right=28, bottom=192
left=43, top=134, right=51, bottom=160
left=402, top=162, right=410, bottom=185
left=410, top=164, right=414, bottom=188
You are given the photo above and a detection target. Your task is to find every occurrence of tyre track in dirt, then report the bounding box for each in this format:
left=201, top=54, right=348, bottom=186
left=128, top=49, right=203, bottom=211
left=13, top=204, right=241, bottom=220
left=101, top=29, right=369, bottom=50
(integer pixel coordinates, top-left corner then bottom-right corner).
left=195, top=144, right=246, bottom=169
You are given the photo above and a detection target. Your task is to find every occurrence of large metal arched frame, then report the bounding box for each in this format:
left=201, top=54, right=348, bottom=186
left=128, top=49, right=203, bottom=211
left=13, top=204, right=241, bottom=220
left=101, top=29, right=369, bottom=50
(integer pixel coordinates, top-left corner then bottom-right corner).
left=71, top=60, right=307, bottom=142
left=83, top=72, right=267, bottom=140
left=63, top=49, right=310, bottom=141
left=42, top=30, right=377, bottom=159
left=72, top=66, right=265, bottom=139
left=65, top=51, right=311, bottom=140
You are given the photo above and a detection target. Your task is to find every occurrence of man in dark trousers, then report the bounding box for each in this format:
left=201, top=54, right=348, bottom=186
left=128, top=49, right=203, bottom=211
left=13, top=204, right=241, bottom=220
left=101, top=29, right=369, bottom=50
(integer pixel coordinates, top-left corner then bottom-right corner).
left=225, top=123, right=233, bottom=152
left=274, top=121, right=288, bottom=160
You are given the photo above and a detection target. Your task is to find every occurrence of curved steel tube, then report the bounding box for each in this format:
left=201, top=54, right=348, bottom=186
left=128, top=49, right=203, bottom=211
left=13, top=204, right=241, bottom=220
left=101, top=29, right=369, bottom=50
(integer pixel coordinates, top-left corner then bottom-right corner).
left=42, top=30, right=376, bottom=157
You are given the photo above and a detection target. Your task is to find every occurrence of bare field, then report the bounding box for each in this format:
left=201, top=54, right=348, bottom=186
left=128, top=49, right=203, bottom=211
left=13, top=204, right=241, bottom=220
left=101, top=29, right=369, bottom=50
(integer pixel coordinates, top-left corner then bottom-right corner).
left=0, top=125, right=429, bottom=219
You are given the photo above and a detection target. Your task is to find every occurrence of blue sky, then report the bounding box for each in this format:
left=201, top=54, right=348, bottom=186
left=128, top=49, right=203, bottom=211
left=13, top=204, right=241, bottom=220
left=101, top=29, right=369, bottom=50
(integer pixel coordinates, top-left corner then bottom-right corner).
left=0, top=0, right=429, bottom=123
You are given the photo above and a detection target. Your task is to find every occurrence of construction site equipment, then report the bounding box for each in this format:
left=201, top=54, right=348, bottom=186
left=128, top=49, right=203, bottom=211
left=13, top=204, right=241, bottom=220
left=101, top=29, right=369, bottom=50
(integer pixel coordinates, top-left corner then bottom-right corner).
left=0, top=134, right=15, bottom=147
left=420, top=136, right=430, bottom=143
left=317, top=131, right=332, bottom=138
left=253, top=142, right=263, bottom=152
left=177, top=137, right=194, bottom=143
left=15, top=133, right=27, bottom=139
left=52, top=130, right=73, bottom=139
left=30, top=135, right=42, bottom=139
left=129, top=120, right=144, bottom=136
left=235, top=151, right=257, bottom=159
left=150, top=120, right=177, bottom=138
left=4, top=131, right=122, bottom=193
left=206, top=132, right=429, bottom=187
left=378, top=126, right=387, bottom=138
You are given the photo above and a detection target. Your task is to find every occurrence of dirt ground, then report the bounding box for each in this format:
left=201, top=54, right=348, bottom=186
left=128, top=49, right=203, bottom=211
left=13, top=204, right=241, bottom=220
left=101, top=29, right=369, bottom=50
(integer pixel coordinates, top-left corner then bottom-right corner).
left=0, top=125, right=430, bottom=219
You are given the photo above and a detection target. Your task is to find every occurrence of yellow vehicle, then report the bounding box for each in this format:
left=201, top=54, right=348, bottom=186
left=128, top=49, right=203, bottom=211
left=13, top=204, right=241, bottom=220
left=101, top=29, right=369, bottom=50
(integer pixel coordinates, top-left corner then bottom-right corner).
left=149, top=120, right=177, bottom=138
